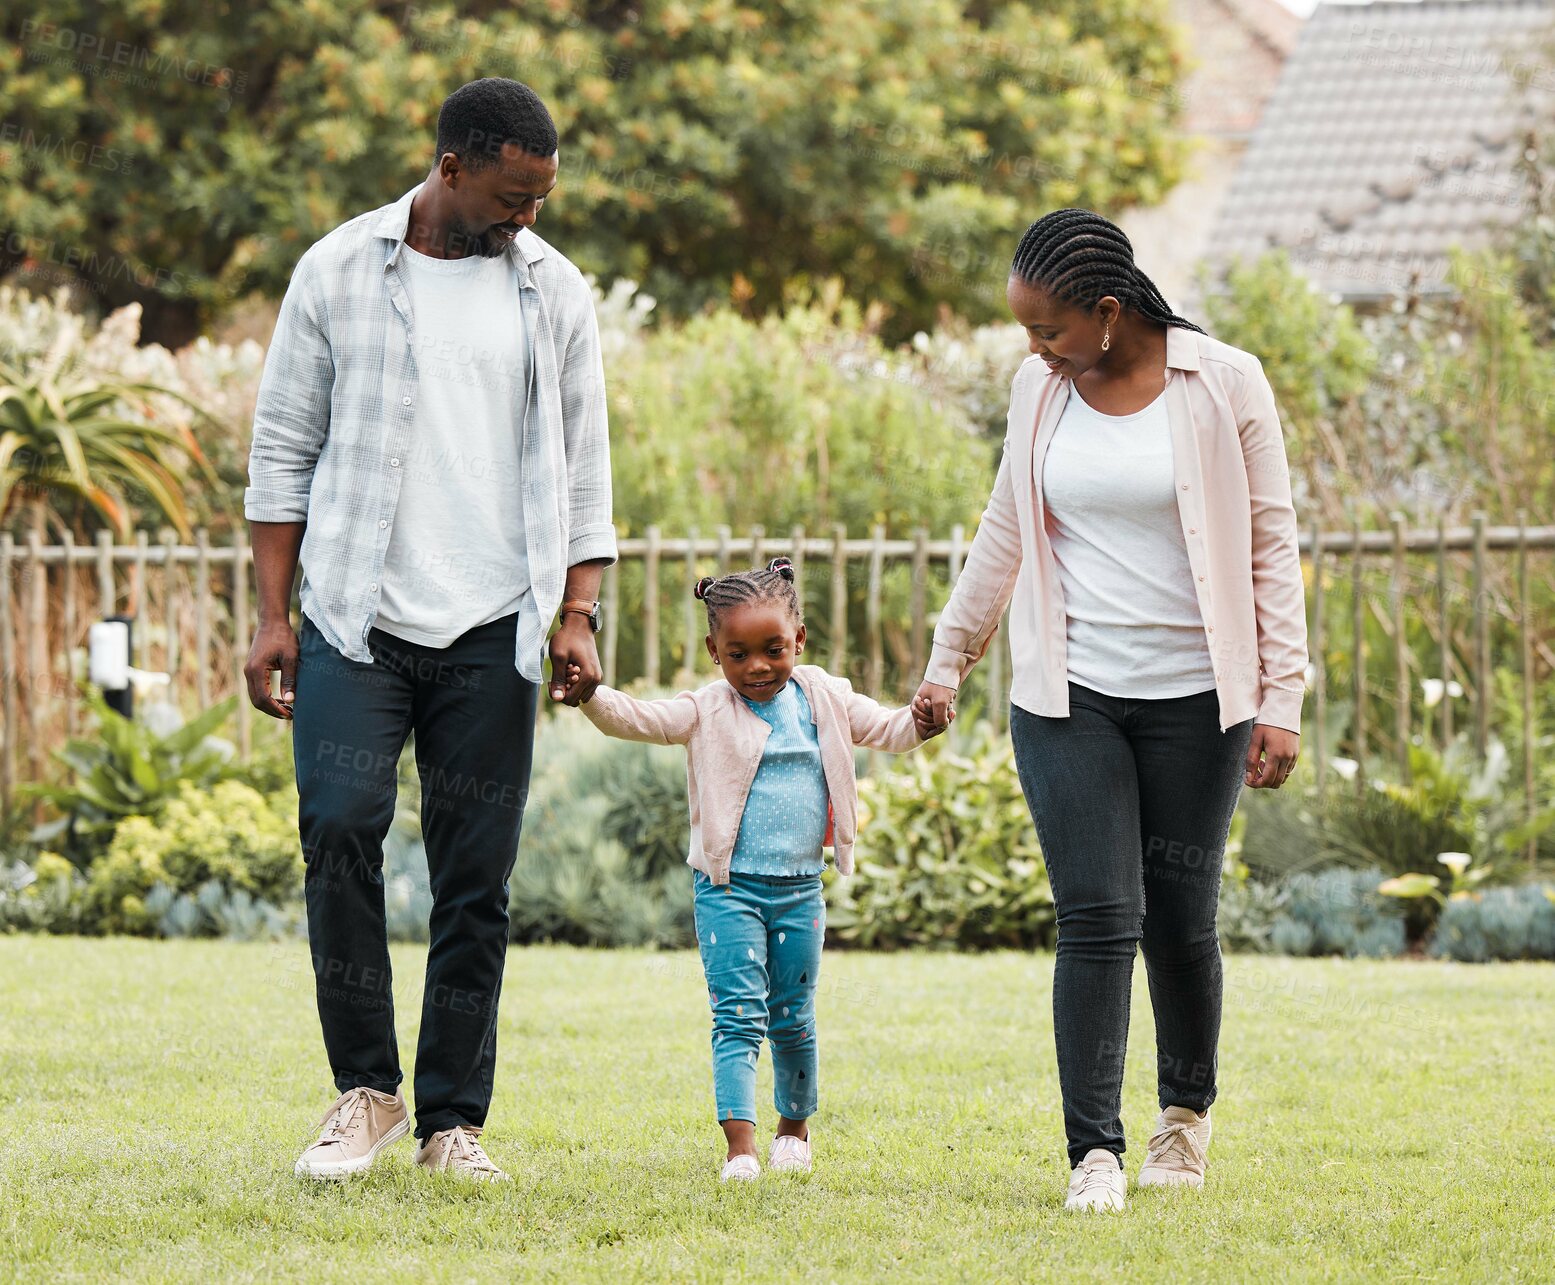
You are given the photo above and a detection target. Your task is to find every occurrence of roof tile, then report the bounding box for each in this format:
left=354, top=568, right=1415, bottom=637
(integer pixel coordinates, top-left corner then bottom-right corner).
left=1209, top=0, right=1553, bottom=295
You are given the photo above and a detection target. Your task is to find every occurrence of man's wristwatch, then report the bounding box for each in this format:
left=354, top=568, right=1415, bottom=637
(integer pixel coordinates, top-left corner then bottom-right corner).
left=559, top=598, right=603, bottom=634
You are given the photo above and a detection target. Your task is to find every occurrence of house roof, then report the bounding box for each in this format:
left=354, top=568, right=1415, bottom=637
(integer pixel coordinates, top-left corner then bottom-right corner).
left=1207, top=0, right=1555, bottom=299
left=1171, top=0, right=1304, bottom=137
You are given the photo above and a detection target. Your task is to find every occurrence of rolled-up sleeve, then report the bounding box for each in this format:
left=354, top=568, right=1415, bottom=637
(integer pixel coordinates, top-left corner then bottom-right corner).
left=1236, top=358, right=1309, bottom=734
left=244, top=251, right=333, bottom=523
left=556, top=277, right=618, bottom=567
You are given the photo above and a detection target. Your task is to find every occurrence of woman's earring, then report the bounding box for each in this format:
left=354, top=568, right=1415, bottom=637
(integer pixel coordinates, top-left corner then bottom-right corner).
left=1101, top=325, right=1111, bottom=352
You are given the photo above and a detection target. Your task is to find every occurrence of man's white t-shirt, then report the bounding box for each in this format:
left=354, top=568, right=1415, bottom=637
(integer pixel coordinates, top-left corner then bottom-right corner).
left=374, top=245, right=530, bottom=647
left=1039, top=383, right=1218, bottom=699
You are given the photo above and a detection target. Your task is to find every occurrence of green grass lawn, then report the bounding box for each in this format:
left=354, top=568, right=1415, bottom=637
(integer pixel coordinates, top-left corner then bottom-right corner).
left=1, top=938, right=1550, bottom=1282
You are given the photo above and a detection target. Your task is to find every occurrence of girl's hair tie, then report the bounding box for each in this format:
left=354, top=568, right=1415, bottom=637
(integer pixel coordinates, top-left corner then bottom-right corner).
left=766, top=556, right=795, bottom=582
left=693, top=575, right=716, bottom=600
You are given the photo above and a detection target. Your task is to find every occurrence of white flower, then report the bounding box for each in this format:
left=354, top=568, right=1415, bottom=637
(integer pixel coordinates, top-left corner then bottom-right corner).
left=1422, top=679, right=1445, bottom=709
left=1330, top=757, right=1359, bottom=781
left=1304, top=663, right=1316, bottom=688
left=1437, top=852, right=1472, bottom=876
left=1448, top=681, right=1464, bottom=698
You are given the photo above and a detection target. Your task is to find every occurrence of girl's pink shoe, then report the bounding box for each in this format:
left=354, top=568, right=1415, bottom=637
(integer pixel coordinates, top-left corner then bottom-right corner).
left=769, top=1133, right=812, bottom=1173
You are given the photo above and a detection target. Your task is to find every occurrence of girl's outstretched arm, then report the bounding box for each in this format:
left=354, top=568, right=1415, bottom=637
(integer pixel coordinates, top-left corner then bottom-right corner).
left=578, top=683, right=699, bottom=746
left=821, top=671, right=923, bottom=753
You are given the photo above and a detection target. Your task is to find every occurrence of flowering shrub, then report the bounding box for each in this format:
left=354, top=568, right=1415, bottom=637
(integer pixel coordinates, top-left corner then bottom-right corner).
left=85, top=779, right=299, bottom=933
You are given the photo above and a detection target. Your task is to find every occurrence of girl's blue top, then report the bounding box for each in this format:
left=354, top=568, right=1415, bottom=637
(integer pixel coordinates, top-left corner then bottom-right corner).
left=729, top=677, right=830, bottom=877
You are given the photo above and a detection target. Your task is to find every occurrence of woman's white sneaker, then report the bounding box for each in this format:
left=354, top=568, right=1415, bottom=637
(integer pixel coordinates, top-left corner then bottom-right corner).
left=1138, top=1106, right=1211, bottom=1188
left=1065, top=1148, right=1127, bottom=1212
left=720, top=1153, right=761, bottom=1183
left=769, top=1133, right=813, bottom=1173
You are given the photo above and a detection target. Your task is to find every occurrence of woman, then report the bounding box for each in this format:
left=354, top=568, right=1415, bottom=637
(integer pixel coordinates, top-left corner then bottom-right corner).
left=912, top=209, right=1307, bottom=1213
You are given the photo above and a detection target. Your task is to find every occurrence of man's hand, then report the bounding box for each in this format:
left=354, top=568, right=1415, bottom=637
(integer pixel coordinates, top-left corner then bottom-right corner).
left=244, top=619, right=299, bottom=721
left=912, top=680, right=957, bottom=739
left=1245, top=724, right=1299, bottom=789
left=548, top=614, right=602, bottom=705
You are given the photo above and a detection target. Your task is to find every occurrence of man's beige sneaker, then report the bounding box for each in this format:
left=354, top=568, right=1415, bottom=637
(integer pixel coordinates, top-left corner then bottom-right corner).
left=1138, top=1106, right=1211, bottom=1188
left=1065, top=1148, right=1127, bottom=1212
left=413, top=1124, right=510, bottom=1181
left=294, top=1086, right=410, bottom=1180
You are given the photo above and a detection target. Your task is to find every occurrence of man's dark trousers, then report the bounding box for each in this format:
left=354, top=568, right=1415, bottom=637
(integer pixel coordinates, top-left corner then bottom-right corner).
left=290, top=607, right=538, bottom=1141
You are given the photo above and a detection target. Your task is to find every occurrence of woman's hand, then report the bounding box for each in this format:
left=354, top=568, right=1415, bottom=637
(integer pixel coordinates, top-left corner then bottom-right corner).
left=912, top=681, right=957, bottom=739
left=1245, top=724, right=1299, bottom=789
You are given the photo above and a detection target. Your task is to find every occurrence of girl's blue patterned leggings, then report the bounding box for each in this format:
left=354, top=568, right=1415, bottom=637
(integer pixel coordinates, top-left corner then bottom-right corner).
left=692, top=869, right=825, bottom=1125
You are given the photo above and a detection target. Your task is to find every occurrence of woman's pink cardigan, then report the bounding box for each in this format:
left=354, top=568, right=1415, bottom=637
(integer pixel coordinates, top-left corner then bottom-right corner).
left=579, top=664, right=921, bottom=886
left=924, top=325, right=1309, bottom=735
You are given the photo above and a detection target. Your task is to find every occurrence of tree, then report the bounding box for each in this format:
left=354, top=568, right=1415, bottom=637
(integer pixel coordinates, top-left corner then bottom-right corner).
left=1, top=0, right=1190, bottom=346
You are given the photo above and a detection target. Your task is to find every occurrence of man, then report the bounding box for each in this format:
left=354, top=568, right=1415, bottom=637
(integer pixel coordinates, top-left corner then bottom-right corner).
left=243, top=78, right=615, bottom=1182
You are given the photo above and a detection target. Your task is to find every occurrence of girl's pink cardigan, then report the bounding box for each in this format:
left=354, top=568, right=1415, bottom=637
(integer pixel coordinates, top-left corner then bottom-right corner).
left=579, top=664, right=922, bottom=886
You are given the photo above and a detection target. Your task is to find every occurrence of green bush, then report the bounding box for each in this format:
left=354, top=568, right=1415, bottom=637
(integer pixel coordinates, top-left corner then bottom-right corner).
left=1268, top=868, right=1407, bottom=959
left=1202, top=247, right=1555, bottom=533
left=827, top=720, right=1053, bottom=950
left=85, top=780, right=300, bottom=934
left=0, top=852, right=89, bottom=935
left=143, top=880, right=302, bottom=942
left=569, top=714, right=691, bottom=883
left=508, top=709, right=695, bottom=948
left=231, top=726, right=300, bottom=801
left=1431, top=885, right=1555, bottom=962
left=509, top=799, right=694, bottom=949
left=0, top=798, right=40, bottom=867
left=1239, top=737, right=1551, bottom=886
left=21, top=683, right=240, bottom=870
left=1217, top=874, right=1280, bottom=954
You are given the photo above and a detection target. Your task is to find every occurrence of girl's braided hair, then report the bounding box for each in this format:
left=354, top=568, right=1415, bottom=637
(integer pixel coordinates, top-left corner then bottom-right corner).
left=694, top=557, right=801, bottom=633
left=1010, top=208, right=1205, bottom=334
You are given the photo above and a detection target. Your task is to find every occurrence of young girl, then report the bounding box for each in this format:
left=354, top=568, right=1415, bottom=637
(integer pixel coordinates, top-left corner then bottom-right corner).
left=571, top=557, right=931, bottom=1181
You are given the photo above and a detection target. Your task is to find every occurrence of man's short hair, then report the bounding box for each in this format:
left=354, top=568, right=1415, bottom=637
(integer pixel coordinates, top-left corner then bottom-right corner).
left=435, top=78, right=558, bottom=170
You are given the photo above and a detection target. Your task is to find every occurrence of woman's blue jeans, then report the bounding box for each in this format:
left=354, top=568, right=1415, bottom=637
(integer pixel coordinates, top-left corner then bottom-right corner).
left=1009, top=680, right=1255, bottom=1167
left=692, top=870, right=825, bottom=1125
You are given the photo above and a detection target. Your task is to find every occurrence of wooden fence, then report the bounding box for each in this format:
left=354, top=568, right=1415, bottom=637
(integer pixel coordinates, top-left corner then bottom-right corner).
left=2, top=513, right=1552, bottom=863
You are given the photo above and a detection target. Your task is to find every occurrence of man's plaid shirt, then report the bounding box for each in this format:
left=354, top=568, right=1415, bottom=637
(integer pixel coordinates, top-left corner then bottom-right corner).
left=244, top=182, right=617, bottom=682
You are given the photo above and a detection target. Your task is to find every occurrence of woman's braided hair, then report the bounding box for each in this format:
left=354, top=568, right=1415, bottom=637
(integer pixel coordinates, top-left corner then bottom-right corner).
left=694, top=557, right=801, bottom=634
left=1010, top=208, right=1205, bottom=334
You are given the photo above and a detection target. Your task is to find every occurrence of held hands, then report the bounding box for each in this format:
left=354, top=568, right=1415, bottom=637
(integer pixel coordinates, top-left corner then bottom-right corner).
left=548, top=614, right=602, bottom=706
left=555, top=662, right=588, bottom=702
left=1245, top=724, right=1299, bottom=789
left=912, top=680, right=957, bottom=740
